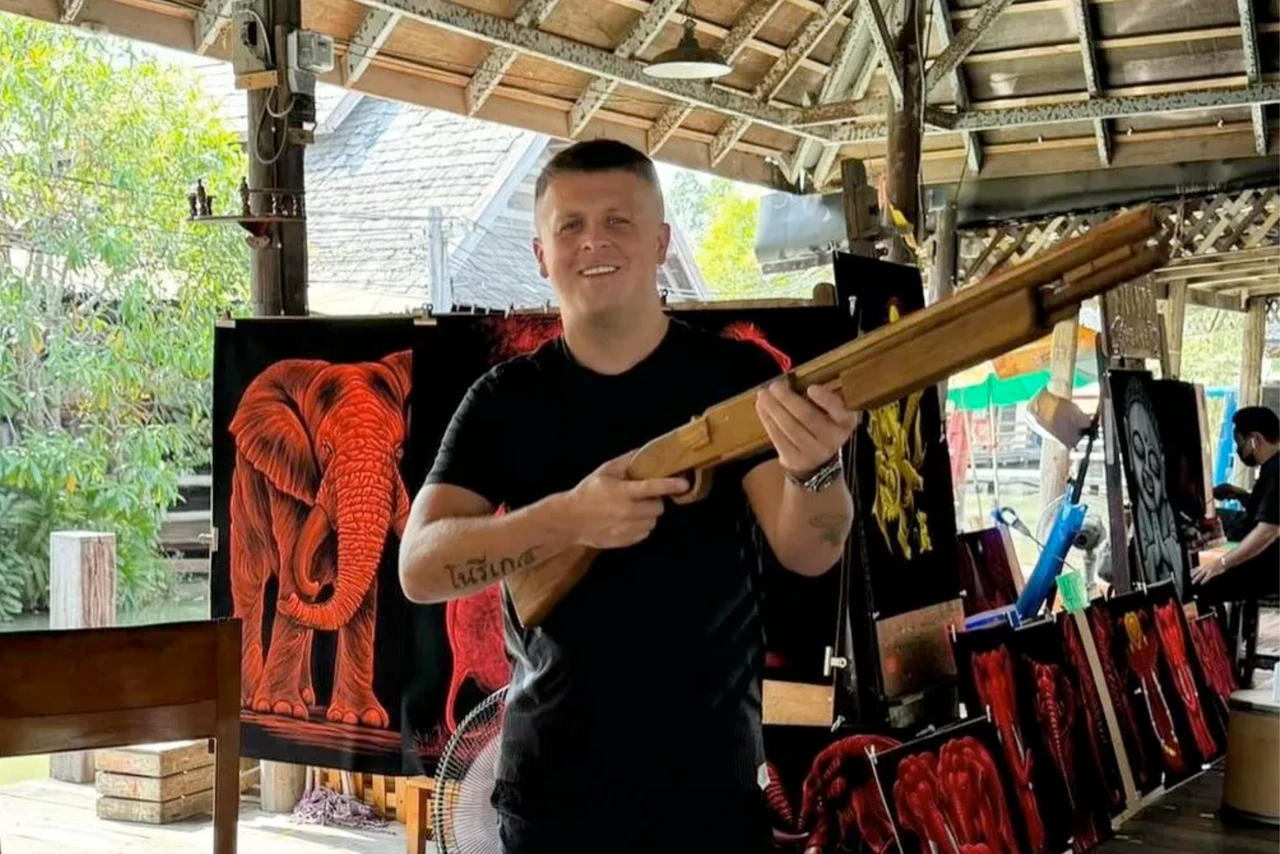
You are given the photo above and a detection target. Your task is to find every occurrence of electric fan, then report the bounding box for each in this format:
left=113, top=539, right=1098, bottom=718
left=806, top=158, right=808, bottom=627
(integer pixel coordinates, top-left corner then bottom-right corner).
left=432, top=685, right=507, bottom=854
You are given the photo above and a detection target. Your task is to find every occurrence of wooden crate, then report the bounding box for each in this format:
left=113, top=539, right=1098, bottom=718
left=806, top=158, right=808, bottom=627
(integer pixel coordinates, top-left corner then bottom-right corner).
left=93, top=740, right=215, bottom=825
left=316, top=769, right=424, bottom=823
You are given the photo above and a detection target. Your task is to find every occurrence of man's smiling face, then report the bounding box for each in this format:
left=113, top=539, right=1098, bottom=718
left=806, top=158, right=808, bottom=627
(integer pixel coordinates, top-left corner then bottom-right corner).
left=533, top=168, right=670, bottom=322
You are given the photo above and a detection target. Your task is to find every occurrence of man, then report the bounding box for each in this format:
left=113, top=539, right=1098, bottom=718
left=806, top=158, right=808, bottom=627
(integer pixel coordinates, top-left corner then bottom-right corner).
left=398, top=139, right=857, bottom=854
left=1191, top=406, right=1279, bottom=602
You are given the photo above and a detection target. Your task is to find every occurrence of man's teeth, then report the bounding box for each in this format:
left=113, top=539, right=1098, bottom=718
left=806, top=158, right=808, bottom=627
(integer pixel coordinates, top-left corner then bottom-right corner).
left=582, top=266, right=619, bottom=276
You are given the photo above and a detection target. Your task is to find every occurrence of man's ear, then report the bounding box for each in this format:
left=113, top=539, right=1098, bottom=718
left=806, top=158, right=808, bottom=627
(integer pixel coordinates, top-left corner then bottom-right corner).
left=656, top=222, right=671, bottom=266
left=532, top=237, right=548, bottom=279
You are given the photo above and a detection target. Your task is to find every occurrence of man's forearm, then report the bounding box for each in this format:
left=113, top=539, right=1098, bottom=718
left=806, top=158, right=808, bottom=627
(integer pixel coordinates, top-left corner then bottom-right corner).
left=399, top=494, right=578, bottom=604
left=1222, top=523, right=1280, bottom=570
left=770, top=476, right=854, bottom=576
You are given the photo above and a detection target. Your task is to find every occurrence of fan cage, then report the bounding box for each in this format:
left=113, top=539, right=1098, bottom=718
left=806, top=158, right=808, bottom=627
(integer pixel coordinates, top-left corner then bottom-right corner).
left=431, top=685, right=508, bottom=853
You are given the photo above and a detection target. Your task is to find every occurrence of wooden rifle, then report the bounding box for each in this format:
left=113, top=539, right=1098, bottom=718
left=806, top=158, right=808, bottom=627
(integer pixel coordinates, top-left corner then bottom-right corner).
left=504, top=206, right=1168, bottom=627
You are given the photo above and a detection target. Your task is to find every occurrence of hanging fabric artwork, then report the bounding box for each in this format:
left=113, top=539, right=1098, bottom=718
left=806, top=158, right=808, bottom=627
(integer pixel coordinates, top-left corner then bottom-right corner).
left=211, top=318, right=428, bottom=775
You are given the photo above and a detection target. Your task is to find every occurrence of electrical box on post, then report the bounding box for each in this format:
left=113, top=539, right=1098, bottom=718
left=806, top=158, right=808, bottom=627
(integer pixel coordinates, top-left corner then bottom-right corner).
left=231, top=0, right=272, bottom=76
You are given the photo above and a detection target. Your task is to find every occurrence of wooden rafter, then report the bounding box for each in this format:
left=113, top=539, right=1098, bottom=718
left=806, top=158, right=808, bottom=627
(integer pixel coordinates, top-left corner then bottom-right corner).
left=709, top=0, right=857, bottom=167
left=567, top=0, right=685, bottom=137
left=647, top=0, right=787, bottom=155
left=464, top=0, right=562, bottom=114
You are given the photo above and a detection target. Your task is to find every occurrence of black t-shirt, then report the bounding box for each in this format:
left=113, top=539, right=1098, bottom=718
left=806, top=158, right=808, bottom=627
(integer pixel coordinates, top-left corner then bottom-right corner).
left=1241, top=453, right=1279, bottom=577
left=425, top=318, right=783, bottom=817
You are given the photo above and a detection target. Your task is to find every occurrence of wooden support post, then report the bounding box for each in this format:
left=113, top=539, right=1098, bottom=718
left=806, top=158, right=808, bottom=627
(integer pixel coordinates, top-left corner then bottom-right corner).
left=246, top=0, right=311, bottom=811
left=884, top=0, right=921, bottom=265
left=48, top=531, right=116, bottom=783
left=1164, top=281, right=1188, bottom=379
left=1096, top=303, right=1134, bottom=594
left=1235, top=296, right=1267, bottom=490
left=930, top=201, right=957, bottom=411
left=246, top=0, right=308, bottom=316
left=1038, top=315, right=1081, bottom=511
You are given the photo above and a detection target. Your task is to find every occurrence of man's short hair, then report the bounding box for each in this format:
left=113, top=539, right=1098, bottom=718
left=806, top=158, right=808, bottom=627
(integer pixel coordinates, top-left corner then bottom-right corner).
left=534, top=139, right=663, bottom=213
left=1234, top=406, right=1280, bottom=442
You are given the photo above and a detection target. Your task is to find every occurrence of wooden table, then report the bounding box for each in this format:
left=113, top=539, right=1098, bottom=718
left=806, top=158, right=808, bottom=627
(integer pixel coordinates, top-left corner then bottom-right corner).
left=0, top=620, right=242, bottom=854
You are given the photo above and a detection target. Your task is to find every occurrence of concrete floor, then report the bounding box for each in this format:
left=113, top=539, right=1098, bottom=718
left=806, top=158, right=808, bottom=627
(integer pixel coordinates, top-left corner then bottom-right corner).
left=0, top=781, right=420, bottom=854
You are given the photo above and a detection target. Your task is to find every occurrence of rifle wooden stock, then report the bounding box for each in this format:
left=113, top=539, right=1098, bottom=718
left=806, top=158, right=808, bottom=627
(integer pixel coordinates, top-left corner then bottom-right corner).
left=504, top=206, right=1167, bottom=628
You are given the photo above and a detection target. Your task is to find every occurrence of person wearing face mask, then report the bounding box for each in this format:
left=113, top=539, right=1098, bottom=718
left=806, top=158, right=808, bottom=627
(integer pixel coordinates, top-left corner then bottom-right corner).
left=1191, top=406, right=1279, bottom=603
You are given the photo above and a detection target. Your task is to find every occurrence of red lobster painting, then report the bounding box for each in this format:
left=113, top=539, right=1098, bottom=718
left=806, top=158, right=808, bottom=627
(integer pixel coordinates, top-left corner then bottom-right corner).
left=892, top=736, right=1020, bottom=854
left=229, top=351, right=412, bottom=729
left=1120, top=610, right=1186, bottom=776
left=765, top=734, right=902, bottom=853
left=970, top=646, right=1047, bottom=852
left=1153, top=600, right=1218, bottom=761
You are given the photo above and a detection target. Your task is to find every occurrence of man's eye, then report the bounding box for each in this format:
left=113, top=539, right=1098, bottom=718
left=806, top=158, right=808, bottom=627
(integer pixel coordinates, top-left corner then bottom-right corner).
left=608, top=216, right=629, bottom=226
left=559, top=220, right=580, bottom=233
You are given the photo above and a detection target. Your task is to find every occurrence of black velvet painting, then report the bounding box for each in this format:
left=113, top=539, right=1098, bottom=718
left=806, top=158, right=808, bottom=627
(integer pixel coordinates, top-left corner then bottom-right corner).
left=1151, top=380, right=1222, bottom=552
left=956, top=527, right=1021, bottom=617
left=836, top=252, right=960, bottom=621
left=1010, top=621, right=1115, bottom=851
left=1108, top=370, right=1190, bottom=596
left=1084, top=596, right=1161, bottom=795
left=211, top=318, right=433, bottom=775
left=952, top=624, right=1066, bottom=854
left=762, top=726, right=905, bottom=854
left=869, top=716, right=1028, bottom=854
left=1094, top=588, right=1207, bottom=791
left=1145, top=580, right=1225, bottom=766
left=1057, top=612, right=1128, bottom=818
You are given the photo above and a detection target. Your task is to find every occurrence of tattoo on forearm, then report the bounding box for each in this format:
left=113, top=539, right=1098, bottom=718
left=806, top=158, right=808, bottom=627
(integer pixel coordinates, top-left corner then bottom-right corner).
left=809, top=513, right=848, bottom=547
left=446, top=547, right=540, bottom=591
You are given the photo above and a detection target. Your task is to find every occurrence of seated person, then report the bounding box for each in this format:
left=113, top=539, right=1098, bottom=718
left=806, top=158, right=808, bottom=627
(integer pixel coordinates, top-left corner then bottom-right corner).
left=1191, top=406, right=1279, bottom=604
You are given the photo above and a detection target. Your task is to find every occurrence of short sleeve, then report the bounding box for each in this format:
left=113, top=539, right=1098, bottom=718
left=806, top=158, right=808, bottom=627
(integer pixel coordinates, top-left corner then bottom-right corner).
left=1255, top=469, right=1279, bottom=526
left=424, top=372, right=507, bottom=508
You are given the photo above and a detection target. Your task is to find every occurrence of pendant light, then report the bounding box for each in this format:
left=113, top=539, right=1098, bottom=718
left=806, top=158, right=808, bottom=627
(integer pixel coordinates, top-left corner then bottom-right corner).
left=643, top=0, right=733, bottom=80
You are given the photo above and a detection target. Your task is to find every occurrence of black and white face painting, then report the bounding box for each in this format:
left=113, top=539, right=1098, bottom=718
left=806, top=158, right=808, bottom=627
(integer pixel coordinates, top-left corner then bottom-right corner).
left=1123, top=380, right=1186, bottom=595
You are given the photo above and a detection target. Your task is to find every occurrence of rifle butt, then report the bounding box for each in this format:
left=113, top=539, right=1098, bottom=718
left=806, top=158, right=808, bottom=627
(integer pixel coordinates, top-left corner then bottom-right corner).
left=505, top=546, right=598, bottom=628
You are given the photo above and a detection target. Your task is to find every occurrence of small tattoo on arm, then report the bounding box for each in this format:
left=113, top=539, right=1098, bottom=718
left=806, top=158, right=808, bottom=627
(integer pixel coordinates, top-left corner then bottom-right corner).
left=446, top=547, right=540, bottom=590
left=809, top=513, right=847, bottom=547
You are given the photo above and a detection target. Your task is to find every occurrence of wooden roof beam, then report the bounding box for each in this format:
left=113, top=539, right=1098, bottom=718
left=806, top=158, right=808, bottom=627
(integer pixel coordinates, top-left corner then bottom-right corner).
left=464, top=0, right=563, bottom=114
left=1067, top=0, right=1110, bottom=166
left=922, top=0, right=1016, bottom=95
left=930, top=0, right=981, bottom=174
left=349, top=0, right=853, bottom=144
left=1236, top=0, right=1266, bottom=155
left=568, top=0, right=685, bottom=137
left=710, top=0, right=857, bottom=168
left=647, top=0, right=787, bottom=155
left=345, top=7, right=402, bottom=84
left=862, top=0, right=903, bottom=105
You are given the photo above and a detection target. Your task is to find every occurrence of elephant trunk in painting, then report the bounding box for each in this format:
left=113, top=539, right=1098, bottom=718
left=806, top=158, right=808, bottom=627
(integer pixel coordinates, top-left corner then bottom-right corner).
left=280, top=455, right=400, bottom=632
left=293, top=488, right=334, bottom=601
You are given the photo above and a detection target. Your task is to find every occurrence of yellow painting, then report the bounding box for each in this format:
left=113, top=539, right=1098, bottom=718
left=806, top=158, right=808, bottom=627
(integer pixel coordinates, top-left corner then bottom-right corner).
left=867, top=303, right=933, bottom=560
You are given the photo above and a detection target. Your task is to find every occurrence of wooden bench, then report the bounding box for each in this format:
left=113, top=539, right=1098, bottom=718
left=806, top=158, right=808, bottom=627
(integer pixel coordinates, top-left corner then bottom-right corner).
left=0, top=619, right=242, bottom=854
left=402, top=776, right=435, bottom=854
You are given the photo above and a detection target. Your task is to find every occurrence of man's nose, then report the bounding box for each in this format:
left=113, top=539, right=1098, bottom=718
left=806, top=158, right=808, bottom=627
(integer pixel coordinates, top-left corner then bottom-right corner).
left=578, top=223, right=611, bottom=251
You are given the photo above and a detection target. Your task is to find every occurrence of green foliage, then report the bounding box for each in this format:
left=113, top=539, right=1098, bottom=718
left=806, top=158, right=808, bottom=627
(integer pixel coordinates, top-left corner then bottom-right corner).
left=1180, top=306, right=1244, bottom=389
left=0, top=18, right=250, bottom=617
left=665, top=170, right=818, bottom=300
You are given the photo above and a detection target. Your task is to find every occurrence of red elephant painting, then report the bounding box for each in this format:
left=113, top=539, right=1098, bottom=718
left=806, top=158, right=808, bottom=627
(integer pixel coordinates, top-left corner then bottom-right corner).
left=228, top=350, right=412, bottom=729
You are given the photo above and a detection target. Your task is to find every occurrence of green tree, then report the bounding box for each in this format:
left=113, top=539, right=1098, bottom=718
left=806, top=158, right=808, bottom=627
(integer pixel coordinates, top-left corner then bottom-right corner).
left=694, top=183, right=768, bottom=298
left=0, top=18, right=250, bottom=618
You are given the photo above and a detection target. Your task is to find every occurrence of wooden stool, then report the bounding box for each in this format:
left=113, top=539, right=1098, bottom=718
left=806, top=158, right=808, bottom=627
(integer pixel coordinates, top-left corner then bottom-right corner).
left=403, top=776, right=436, bottom=854
left=1222, top=688, right=1280, bottom=825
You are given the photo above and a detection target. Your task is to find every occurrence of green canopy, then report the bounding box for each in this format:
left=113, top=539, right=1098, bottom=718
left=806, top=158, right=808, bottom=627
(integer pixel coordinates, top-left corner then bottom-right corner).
left=947, top=369, right=1093, bottom=411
